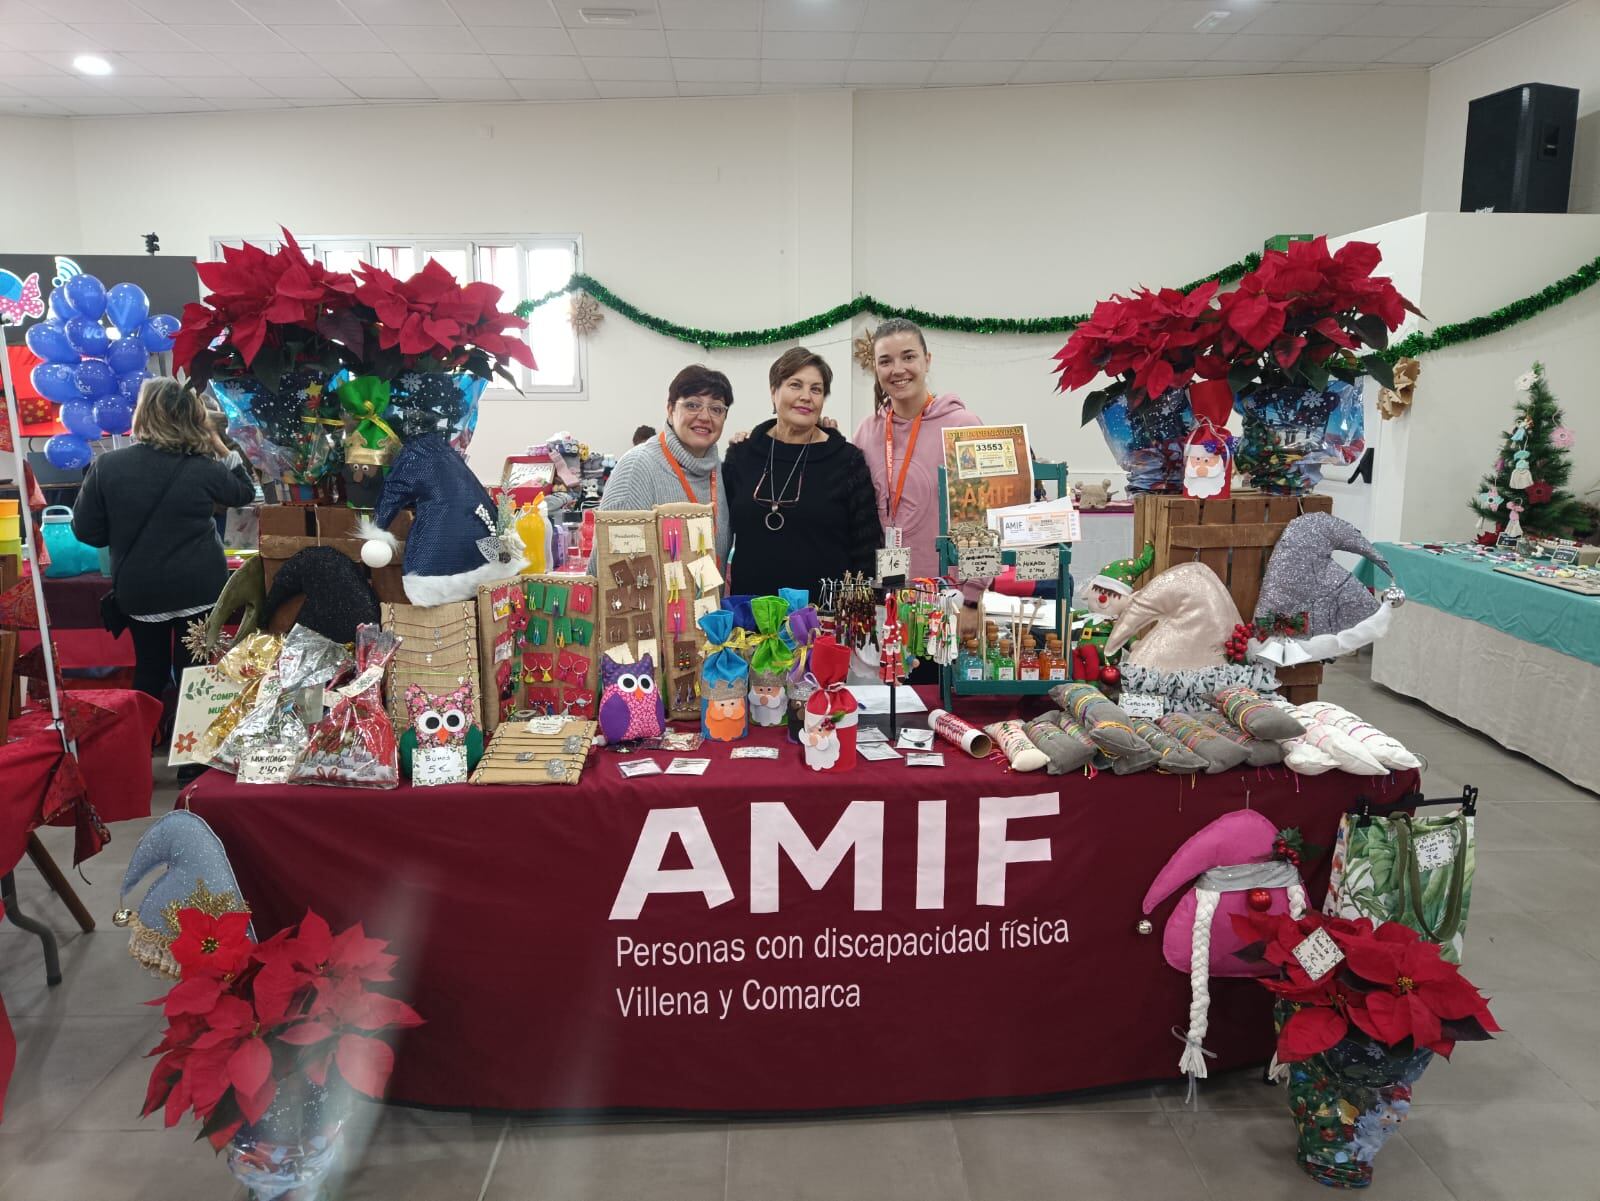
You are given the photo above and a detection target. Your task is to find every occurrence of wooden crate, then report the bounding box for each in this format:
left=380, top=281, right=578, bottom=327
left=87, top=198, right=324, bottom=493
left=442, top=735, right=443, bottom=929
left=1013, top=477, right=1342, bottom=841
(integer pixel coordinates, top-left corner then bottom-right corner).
left=258, top=505, right=411, bottom=631
left=1131, top=492, right=1334, bottom=703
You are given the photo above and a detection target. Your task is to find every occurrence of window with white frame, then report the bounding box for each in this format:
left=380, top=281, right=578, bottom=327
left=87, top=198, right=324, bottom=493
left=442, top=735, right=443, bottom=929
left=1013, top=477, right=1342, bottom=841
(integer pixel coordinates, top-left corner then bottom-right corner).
left=206, top=235, right=584, bottom=396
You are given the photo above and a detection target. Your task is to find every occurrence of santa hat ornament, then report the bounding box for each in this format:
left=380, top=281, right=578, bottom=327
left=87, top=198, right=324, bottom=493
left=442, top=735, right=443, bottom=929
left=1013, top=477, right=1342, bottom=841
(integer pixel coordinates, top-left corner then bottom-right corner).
left=1182, top=379, right=1235, bottom=501
left=1142, top=810, right=1308, bottom=1095
left=359, top=433, right=525, bottom=606
left=1082, top=542, right=1155, bottom=614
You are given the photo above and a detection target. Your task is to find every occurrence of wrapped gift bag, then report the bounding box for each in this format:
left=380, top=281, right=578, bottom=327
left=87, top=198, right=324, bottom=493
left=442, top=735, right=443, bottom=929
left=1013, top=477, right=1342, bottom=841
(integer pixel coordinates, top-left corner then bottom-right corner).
left=1325, top=788, right=1476, bottom=964
left=698, top=609, right=749, bottom=742
left=802, top=635, right=857, bottom=772
left=747, top=595, right=794, bottom=727
left=783, top=598, right=821, bottom=743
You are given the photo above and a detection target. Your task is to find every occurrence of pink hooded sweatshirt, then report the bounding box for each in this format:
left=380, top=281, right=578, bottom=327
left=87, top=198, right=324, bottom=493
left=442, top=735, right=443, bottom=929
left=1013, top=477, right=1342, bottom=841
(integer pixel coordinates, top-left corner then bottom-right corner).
left=851, top=393, right=984, bottom=585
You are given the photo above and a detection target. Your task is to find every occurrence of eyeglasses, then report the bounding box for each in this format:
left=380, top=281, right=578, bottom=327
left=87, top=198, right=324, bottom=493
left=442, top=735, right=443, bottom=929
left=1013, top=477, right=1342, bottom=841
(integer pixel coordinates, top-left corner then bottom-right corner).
left=676, top=399, right=729, bottom=419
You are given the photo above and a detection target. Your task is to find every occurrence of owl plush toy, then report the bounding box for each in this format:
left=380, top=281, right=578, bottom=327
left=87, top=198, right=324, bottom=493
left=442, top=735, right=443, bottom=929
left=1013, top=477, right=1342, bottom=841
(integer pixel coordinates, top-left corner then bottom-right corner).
left=599, top=653, right=665, bottom=745
left=400, top=679, right=484, bottom=786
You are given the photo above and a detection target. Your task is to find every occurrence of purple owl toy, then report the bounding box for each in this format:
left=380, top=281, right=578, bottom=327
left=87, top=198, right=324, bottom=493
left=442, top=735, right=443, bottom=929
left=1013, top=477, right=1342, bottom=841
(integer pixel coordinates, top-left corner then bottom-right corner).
left=599, top=653, right=665, bottom=745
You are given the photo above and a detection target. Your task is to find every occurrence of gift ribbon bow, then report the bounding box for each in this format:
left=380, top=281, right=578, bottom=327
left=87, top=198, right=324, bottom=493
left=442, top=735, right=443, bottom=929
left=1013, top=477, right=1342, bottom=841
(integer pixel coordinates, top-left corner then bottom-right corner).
left=747, top=595, right=795, bottom=677
left=698, top=609, right=751, bottom=688
left=335, top=375, right=399, bottom=450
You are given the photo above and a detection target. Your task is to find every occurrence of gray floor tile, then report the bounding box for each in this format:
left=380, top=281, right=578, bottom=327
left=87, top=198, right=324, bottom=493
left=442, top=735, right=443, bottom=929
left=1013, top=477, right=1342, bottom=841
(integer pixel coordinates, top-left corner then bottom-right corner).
left=1472, top=850, right=1600, bottom=914
left=1156, top=1066, right=1283, bottom=1112
left=1438, top=802, right=1556, bottom=851
left=2, top=1013, right=160, bottom=1138
left=727, top=1115, right=966, bottom=1201
left=1504, top=800, right=1600, bottom=849
left=330, top=1115, right=506, bottom=1201
left=1457, top=911, right=1600, bottom=993
left=1486, top=990, right=1600, bottom=1104
left=952, top=1111, right=1204, bottom=1201
left=1407, top=1028, right=1582, bottom=1107
left=1529, top=907, right=1600, bottom=964
left=1429, top=757, right=1597, bottom=805
left=967, top=1084, right=1167, bottom=1114
left=1402, top=1099, right=1600, bottom=1201
left=0, top=926, right=167, bottom=1020
left=0, top=1126, right=245, bottom=1201
left=486, top=1121, right=729, bottom=1201
left=1170, top=1109, right=1453, bottom=1200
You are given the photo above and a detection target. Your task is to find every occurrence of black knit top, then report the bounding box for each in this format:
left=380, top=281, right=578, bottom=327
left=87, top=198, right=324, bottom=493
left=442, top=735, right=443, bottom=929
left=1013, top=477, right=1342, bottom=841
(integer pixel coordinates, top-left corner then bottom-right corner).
left=723, top=421, right=882, bottom=599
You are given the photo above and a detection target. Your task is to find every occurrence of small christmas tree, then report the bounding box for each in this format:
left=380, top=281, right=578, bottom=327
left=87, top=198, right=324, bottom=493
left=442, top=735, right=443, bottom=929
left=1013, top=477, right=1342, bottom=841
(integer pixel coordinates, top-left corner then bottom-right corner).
left=1469, top=363, right=1590, bottom=539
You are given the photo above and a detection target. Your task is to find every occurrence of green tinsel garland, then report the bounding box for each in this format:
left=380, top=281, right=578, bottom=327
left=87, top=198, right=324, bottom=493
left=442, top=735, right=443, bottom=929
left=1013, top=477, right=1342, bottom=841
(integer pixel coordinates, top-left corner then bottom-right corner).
left=517, top=248, right=1600, bottom=359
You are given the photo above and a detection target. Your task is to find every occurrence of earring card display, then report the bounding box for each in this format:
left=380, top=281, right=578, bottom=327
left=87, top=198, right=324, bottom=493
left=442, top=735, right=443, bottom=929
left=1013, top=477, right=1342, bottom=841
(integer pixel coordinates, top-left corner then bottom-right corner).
left=470, top=717, right=596, bottom=786
left=507, top=572, right=599, bottom=725
left=475, top=576, right=525, bottom=736
left=593, top=507, right=667, bottom=693
left=655, top=501, right=722, bottom=719
left=381, top=600, right=481, bottom=731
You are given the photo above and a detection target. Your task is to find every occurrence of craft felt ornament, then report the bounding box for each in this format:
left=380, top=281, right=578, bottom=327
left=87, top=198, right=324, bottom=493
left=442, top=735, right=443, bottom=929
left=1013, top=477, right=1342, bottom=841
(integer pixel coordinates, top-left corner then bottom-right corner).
left=116, top=811, right=252, bottom=979
left=1503, top=500, right=1524, bottom=539
left=1142, top=810, right=1309, bottom=1089
left=698, top=610, right=750, bottom=743
left=260, top=546, right=381, bottom=646
left=599, top=653, right=665, bottom=744
left=802, top=634, right=857, bottom=772
left=359, top=432, right=526, bottom=606
left=984, top=720, right=1049, bottom=772
left=1255, top=513, right=1392, bottom=639
left=400, top=678, right=484, bottom=785
left=1048, top=682, right=1159, bottom=773
left=1104, top=563, right=1242, bottom=671
left=1181, top=380, right=1234, bottom=500
left=746, top=595, right=795, bottom=727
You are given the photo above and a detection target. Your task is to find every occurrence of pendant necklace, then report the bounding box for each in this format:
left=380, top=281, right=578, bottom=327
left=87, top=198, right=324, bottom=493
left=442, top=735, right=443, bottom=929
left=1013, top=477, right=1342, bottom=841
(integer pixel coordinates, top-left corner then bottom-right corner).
left=755, top=428, right=812, bottom=532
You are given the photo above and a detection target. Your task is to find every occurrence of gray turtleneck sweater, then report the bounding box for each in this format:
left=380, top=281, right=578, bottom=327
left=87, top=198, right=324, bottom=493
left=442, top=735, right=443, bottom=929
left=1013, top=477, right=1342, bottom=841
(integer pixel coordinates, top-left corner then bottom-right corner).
left=596, top=427, right=731, bottom=564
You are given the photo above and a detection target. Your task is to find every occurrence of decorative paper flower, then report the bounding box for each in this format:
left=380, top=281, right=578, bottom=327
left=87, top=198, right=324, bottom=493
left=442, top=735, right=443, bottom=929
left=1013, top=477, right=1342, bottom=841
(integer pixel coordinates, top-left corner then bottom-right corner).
left=853, top=330, right=875, bottom=373
left=1376, top=356, right=1419, bottom=420
left=568, top=291, right=603, bottom=335
left=1514, top=369, right=1538, bottom=391
left=1526, top=481, right=1554, bottom=504
left=1551, top=425, right=1575, bottom=449
left=169, top=908, right=253, bottom=979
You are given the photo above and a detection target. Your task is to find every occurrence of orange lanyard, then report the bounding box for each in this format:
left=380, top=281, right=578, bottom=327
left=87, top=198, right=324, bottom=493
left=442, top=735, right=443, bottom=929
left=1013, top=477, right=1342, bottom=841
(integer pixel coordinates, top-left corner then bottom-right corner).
left=884, top=394, right=932, bottom=524
left=658, top=431, right=718, bottom=546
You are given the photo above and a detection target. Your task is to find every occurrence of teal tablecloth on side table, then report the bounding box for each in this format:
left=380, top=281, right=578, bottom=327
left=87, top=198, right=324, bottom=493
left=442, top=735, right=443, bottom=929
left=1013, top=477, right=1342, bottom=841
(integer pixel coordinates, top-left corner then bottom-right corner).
left=1374, top=542, right=1600, bottom=668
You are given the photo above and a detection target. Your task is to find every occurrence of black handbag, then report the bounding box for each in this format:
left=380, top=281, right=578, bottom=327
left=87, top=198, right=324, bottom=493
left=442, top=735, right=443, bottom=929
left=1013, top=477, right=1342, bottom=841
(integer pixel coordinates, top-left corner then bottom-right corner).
left=99, top=456, right=191, bottom=636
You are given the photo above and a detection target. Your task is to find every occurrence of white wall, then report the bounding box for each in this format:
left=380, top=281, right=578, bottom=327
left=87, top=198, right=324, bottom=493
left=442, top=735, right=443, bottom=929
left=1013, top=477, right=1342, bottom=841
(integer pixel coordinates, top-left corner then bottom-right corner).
left=2, top=73, right=1430, bottom=483
left=0, top=117, right=81, bottom=252
left=1422, top=0, right=1600, bottom=215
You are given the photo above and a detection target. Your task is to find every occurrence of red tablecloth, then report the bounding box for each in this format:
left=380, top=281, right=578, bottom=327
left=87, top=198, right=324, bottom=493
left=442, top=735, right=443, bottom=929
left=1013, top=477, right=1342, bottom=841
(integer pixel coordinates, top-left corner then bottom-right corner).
left=183, top=700, right=1418, bottom=1115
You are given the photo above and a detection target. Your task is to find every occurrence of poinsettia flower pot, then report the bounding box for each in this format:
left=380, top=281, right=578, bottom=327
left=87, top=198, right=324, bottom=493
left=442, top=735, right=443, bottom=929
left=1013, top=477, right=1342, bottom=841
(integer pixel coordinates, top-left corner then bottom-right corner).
left=1275, top=1001, right=1433, bottom=1189
left=1236, top=386, right=1342, bottom=495
left=226, top=1080, right=349, bottom=1201
left=210, top=369, right=341, bottom=493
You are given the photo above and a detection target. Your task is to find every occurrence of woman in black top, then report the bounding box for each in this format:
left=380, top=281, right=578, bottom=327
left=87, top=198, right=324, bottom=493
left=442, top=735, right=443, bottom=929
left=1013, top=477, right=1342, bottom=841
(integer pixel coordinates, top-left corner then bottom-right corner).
left=723, top=347, right=881, bottom=599
left=73, top=377, right=256, bottom=720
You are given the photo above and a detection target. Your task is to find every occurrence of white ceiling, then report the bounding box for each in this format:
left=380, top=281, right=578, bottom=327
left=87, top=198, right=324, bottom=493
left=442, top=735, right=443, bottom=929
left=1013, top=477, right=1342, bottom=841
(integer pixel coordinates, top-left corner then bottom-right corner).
left=0, top=0, right=1565, bottom=117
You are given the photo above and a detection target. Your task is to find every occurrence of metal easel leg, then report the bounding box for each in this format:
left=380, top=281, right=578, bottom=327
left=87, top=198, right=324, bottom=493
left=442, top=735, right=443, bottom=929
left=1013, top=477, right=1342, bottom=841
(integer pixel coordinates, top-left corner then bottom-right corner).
left=1, top=869, right=63, bottom=986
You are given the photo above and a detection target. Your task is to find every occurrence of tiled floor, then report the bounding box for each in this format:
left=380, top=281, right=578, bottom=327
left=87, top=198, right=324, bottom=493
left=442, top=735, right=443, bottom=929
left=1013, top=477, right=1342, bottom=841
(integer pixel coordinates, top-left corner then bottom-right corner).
left=3, top=654, right=1598, bottom=1201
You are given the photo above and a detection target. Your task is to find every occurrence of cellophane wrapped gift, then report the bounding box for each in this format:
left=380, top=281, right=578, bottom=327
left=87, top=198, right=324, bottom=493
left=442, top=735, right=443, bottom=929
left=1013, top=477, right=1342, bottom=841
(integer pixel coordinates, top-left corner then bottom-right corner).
left=783, top=598, right=821, bottom=743
left=698, top=609, right=749, bottom=742
left=747, top=595, right=794, bottom=727
left=802, top=635, right=857, bottom=772
left=276, top=623, right=355, bottom=721
left=195, top=633, right=282, bottom=769
left=294, top=624, right=401, bottom=788
left=216, top=673, right=309, bottom=779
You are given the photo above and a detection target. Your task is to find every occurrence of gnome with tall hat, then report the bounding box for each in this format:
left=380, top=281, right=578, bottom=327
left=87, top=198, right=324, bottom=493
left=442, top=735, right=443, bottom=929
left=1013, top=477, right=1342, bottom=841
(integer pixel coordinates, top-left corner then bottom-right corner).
left=359, top=433, right=525, bottom=607
left=1070, top=543, right=1155, bottom=680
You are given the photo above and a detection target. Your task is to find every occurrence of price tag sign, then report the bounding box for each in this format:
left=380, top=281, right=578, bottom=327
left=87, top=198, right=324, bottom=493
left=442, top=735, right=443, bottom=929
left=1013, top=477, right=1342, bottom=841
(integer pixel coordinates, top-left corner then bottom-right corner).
left=608, top=526, right=647, bottom=555
left=526, top=715, right=567, bottom=735
left=1014, top=547, right=1057, bottom=582
left=238, top=744, right=300, bottom=785
left=413, top=744, right=468, bottom=787
left=957, top=545, right=1001, bottom=581
left=731, top=746, right=780, bottom=760
left=875, top=546, right=910, bottom=584
left=1413, top=829, right=1457, bottom=871
left=1551, top=546, right=1579, bottom=565
left=1291, top=927, right=1345, bottom=982
left=1120, top=691, right=1165, bottom=719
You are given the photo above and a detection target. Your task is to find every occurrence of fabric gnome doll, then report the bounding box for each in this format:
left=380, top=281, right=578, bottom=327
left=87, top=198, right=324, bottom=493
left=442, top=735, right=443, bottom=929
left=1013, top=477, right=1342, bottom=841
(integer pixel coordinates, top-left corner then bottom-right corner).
left=1072, top=542, right=1153, bottom=680
left=697, top=609, right=750, bottom=742
left=359, top=432, right=525, bottom=606
left=802, top=634, right=858, bottom=772
left=747, top=595, right=794, bottom=727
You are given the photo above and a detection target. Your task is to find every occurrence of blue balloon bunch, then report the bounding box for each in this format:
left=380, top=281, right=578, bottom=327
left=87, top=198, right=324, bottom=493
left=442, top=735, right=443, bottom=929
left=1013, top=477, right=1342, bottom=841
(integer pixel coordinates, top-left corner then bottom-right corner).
left=24, top=274, right=180, bottom=471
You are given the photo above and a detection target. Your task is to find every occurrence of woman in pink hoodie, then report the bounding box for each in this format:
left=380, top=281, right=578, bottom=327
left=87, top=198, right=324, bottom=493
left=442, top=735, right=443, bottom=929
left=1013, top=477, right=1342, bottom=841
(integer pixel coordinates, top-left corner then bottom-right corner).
left=851, top=318, right=986, bottom=638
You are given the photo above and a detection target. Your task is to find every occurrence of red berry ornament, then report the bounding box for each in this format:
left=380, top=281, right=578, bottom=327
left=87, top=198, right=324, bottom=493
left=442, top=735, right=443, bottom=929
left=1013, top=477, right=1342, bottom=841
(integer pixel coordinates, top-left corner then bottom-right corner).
left=1099, top=666, right=1120, bottom=687
left=1247, top=888, right=1272, bottom=912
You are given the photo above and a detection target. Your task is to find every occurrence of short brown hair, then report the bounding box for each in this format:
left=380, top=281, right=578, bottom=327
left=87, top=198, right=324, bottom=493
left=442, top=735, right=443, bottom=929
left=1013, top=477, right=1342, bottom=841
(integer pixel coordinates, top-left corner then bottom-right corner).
left=132, top=377, right=212, bottom=456
left=768, top=347, right=833, bottom=396
left=667, top=365, right=733, bottom=408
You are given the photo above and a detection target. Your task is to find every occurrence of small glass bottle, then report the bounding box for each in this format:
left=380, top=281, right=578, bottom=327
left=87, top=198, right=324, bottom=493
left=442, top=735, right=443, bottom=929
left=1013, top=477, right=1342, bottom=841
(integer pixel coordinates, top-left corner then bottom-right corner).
left=958, top=637, right=985, bottom=682
left=991, top=638, right=1016, bottom=682
left=1046, top=636, right=1068, bottom=681
left=1018, top=635, right=1041, bottom=681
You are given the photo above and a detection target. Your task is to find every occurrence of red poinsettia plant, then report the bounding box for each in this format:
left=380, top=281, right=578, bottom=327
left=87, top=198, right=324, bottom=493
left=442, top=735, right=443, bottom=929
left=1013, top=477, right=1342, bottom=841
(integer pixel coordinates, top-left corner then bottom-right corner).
left=174, top=229, right=365, bottom=392
left=1231, top=908, right=1498, bottom=1064
left=352, top=259, right=534, bottom=386
left=143, top=907, right=423, bottom=1150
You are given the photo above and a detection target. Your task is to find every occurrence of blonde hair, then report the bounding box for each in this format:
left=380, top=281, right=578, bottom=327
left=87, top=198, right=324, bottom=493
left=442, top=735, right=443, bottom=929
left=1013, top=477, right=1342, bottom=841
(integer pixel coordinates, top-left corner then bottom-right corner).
left=132, top=377, right=213, bottom=456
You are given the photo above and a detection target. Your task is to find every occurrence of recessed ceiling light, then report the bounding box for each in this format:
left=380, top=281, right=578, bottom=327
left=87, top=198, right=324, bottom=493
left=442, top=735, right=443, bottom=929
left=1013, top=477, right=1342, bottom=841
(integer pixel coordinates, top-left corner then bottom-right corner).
left=1193, top=11, right=1233, bottom=32
left=73, top=54, right=113, bottom=75
left=578, top=7, right=637, bottom=24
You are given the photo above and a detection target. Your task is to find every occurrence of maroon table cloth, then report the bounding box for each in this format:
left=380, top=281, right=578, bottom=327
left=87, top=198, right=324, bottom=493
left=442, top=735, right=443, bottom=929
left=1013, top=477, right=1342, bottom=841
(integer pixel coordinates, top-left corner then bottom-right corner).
left=183, top=717, right=1418, bottom=1115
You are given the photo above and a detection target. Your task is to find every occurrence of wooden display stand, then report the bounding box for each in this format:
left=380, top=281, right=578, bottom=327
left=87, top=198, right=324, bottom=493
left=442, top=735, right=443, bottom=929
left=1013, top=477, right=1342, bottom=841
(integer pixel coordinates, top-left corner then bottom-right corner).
left=258, top=505, right=410, bottom=619
left=1131, top=493, right=1333, bottom=703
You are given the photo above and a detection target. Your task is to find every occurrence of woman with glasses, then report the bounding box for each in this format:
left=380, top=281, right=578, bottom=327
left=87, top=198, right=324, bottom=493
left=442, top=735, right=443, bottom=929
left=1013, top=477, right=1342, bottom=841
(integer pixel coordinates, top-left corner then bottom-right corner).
left=597, top=364, right=733, bottom=565
left=722, top=347, right=879, bottom=599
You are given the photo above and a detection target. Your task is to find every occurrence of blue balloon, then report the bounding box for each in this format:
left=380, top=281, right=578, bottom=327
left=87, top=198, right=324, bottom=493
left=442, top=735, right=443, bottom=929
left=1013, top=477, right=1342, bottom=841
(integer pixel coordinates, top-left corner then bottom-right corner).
left=93, top=397, right=134, bottom=436
left=47, top=289, right=77, bottom=323
left=63, top=274, right=106, bottom=321
left=118, top=369, right=151, bottom=401
left=44, top=434, right=92, bottom=471
left=75, top=358, right=115, bottom=399
left=61, top=401, right=101, bottom=440
left=107, top=333, right=147, bottom=375
left=105, top=282, right=150, bottom=334
left=65, top=316, right=109, bottom=358
left=25, top=321, right=78, bottom=364
left=142, top=314, right=179, bottom=352
left=31, top=362, right=81, bottom=404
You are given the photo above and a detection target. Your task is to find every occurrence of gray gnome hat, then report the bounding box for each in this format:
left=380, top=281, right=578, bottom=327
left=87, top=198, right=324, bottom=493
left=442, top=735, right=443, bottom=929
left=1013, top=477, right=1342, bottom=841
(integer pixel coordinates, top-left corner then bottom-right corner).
left=1256, top=513, right=1392, bottom=637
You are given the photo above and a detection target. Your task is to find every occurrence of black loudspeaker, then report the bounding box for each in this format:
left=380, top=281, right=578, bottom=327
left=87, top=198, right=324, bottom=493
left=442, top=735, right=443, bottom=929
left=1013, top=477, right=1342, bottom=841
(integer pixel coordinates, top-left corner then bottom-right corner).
left=1460, top=82, right=1580, bottom=213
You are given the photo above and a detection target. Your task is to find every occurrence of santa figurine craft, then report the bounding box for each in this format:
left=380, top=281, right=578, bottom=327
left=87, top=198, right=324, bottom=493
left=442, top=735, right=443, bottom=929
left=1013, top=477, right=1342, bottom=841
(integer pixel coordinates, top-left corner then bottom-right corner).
left=802, top=634, right=857, bottom=772
left=1181, top=380, right=1235, bottom=500
left=359, top=432, right=525, bottom=606
left=698, top=609, right=749, bottom=742
left=746, top=595, right=794, bottom=728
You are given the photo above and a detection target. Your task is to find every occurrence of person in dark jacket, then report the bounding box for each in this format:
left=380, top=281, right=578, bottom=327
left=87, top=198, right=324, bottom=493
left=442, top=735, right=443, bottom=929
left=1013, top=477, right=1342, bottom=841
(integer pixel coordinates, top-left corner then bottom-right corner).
left=73, top=377, right=256, bottom=717
left=722, top=347, right=880, bottom=599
